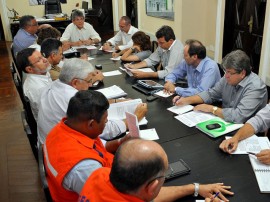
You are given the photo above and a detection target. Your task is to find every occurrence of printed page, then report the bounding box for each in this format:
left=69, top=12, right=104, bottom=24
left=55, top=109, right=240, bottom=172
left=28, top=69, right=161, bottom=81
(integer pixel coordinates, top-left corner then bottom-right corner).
left=103, top=70, right=122, bottom=77
left=108, top=99, right=147, bottom=125
left=227, top=135, right=270, bottom=154
left=110, top=56, right=121, bottom=61
left=140, top=128, right=159, bottom=140
left=167, top=105, right=194, bottom=115
left=96, top=85, right=127, bottom=99
left=174, top=111, right=215, bottom=127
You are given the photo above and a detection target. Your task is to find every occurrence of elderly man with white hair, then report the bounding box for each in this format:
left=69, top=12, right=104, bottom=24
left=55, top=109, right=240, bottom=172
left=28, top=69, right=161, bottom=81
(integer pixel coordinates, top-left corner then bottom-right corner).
left=37, top=58, right=147, bottom=145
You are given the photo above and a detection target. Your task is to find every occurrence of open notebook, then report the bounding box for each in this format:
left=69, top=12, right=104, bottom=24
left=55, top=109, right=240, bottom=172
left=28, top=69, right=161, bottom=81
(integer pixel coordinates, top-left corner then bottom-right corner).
left=249, top=154, right=270, bottom=193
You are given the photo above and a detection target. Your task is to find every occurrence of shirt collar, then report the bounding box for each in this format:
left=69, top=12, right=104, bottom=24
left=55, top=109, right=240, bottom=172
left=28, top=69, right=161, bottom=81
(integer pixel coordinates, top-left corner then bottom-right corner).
left=195, top=57, right=208, bottom=72
left=162, top=40, right=176, bottom=53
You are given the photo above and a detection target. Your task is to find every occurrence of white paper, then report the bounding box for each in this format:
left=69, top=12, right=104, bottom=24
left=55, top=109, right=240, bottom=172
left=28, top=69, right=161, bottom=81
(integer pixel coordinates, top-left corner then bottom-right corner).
left=154, top=90, right=173, bottom=98
left=88, top=57, right=94, bottom=61
left=125, top=112, right=140, bottom=138
left=103, top=70, right=122, bottom=77
left=96, top=85, right=127, bottom=99
left=110, top=56, right=121, bottom=61
left=63, top=48, right=77, bottom=54
left=226, top=135, right=270, bottom=154
left=108, top=99, right=148, bottom=125
left=167, top=105, right=194, bottom=115
left=140, top=128, right=159, bottom=140
left=99, top=46, right=114, bottom=52
left=127, top=128, right=159, bottom=140
left=175, top=111, right=216, bottom=127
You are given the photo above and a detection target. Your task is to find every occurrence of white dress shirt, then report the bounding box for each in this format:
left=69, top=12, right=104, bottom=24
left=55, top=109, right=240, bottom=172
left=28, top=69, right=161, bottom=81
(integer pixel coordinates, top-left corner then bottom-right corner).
left=107, top=26, right=139, bottom=50
left=23, top=72, right=52, bottom=120
left=60, top=22, right=101, bottom=42
left=37, top=79, right=126, bottom=144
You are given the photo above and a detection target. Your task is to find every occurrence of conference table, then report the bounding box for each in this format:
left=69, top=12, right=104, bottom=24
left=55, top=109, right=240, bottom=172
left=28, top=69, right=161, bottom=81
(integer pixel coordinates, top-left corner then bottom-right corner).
left=65, top=45, right=270, bottom=202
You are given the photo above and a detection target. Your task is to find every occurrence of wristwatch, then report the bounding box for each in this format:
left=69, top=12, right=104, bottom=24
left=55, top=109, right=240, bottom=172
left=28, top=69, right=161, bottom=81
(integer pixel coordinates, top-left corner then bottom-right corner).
left=212, top=106, right=218, bottom=115
left=193, top=183, right=199, bottom=197
left=130, top=47, right=135, bottom=52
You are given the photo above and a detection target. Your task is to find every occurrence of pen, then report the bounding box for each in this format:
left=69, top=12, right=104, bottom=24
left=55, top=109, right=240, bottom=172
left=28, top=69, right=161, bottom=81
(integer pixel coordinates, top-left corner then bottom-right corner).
left=210, top=192, right=219, bottom=202
left=173, top=97, right=180, bottom=105
left=247, top=152, right=257, bottom=156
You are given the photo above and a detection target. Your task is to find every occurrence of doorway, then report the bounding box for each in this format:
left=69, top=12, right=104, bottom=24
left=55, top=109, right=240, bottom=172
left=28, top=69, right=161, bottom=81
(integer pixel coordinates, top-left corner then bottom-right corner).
left=126, top=0, right=138, bottom=28
left=222, top=0, right=266, bottom=74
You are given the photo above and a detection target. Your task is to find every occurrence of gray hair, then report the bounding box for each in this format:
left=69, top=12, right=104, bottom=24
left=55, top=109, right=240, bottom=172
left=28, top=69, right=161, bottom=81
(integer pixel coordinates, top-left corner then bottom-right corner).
left=222, top=50, right=251, bottom=76
left=71, top=9, right=84, bottom=21
left=59, top=58, right=94, bottom=84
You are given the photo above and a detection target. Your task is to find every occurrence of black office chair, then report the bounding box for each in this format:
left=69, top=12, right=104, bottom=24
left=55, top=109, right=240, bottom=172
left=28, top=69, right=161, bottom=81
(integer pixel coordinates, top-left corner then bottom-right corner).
left=38, top=144, right=53, bottom=202
left=23, top=96, right=38, bottom=161
left=217, top=63, right=225, bottom=77
left=45, top=0, right=62, bottom=15
left=151, top=40, right=158, bottom=53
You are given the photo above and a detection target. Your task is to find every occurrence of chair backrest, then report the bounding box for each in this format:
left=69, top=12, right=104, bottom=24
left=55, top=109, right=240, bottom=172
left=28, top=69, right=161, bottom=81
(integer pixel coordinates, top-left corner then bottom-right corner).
left=217, top=63, right=225, bottom=77
left=11, top=43, right=23, bottom=80
left=38, top=144, right=53, bottom=202
left=151, top=40, right=158, bottom=53
left=45, top=0, right=62, bottom=15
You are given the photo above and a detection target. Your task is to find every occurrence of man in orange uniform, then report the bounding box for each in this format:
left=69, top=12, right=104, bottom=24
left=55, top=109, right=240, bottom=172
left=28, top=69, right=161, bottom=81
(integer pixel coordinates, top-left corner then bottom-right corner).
left=79, top=139, right=234, bottom=202
left=43, top=90, right=131, bottom=202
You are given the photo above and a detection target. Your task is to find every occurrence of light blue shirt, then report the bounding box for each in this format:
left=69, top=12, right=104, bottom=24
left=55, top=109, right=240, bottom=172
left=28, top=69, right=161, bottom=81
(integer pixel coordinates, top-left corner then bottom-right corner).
left=13, top=28, right=37, bottom=55
left=247, top=104, right=270, bottom=133
left=165, top=57, right=221, bottom=97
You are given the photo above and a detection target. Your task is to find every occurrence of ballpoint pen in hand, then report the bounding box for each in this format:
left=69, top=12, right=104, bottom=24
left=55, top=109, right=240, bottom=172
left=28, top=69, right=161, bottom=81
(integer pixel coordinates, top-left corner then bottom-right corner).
left=173, top=97, right=180, bottom=105
left=247, top=152, right=257, bottom=156
left=210, top=192, right=220, bottom=202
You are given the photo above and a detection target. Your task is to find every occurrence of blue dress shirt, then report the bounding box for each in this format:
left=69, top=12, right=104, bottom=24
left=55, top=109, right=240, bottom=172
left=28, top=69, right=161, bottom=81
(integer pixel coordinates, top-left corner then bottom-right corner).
left=165, top=57, right=221, bottom=97
left=13, top=29, right=37, bottom=55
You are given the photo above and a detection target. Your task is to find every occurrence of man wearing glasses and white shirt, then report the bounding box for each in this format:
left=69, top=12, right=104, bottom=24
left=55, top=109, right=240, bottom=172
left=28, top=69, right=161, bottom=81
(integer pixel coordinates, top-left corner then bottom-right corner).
left=16, top=48, right=52, bottom=120
left=173, top=50, right=267, bottom=124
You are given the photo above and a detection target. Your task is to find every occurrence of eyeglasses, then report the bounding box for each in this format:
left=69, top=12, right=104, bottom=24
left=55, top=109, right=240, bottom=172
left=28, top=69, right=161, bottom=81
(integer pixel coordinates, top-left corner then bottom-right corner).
left=30, top=56, right=44, bottom=66
left=28, top=23, right=38, bottom=27
left=146, top=167, right=173, bottom=186
left=225, top=71, right=239, bottom=76
left=76, top=78, right=93, bottom=85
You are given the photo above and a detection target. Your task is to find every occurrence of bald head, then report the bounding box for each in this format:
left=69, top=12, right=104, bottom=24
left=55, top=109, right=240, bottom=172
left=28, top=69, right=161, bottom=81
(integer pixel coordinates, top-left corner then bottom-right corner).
left=110, top=139, right=168, bottom=194
left=120, top=139, right=167, bottom=164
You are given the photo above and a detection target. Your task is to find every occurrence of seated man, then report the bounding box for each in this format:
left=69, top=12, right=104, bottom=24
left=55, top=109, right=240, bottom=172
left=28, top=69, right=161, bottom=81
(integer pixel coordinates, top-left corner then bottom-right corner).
left=37, top=58, right=147, bottom=144
left=220, top=103, right=270, bottom=165
left=29, top=26, right=61, bottom=51
left=125, top=25, right=184, bottom=79
left=79, top=139, right=233, bottom=202
left=103, top=16, right=139, bottom=52
left=60, top=10, right=101, bottom=47
left=13, top=15, right=38, bottom=56
left=44, top=90, right=144, bottom=201
left=41, top=38, right=63, bottom=81
left=173, top=50, right=267, bottom=123
left=164, top=39, right=221, bottom=97
left=16, top=48, right=52, bottom=120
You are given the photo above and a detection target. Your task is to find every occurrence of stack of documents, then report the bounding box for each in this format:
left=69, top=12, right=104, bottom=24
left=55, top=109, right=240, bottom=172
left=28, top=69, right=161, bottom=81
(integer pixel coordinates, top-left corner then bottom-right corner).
left=96, top=85, right=127, bottom=99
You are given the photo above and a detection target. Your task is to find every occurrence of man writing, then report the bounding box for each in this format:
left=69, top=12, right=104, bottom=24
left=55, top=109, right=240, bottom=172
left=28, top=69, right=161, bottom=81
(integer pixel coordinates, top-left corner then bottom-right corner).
left=102, top=16, right=139, bottom=52
left=220, top=103, right=270, bottom=165
left=164, top=39, right=221, bottom=96
left=79, top=139, right=233, bottom=202
left=125, top=25, right=184, bottom=79
left=173, top=50, right=267, bottom=123
left=60, top=10, right=101, bottom=47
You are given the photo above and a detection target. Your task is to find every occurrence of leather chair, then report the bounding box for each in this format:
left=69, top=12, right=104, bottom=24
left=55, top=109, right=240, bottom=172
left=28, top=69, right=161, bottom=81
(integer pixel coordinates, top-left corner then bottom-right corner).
left=45, top=0, right=62, bottom=15
left=38, top=144, right=53, bottom=202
